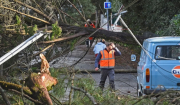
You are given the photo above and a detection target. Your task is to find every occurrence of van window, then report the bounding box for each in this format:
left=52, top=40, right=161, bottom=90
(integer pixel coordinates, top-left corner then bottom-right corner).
left=140, top=42, right=148, bottom=62
left=155, top=45, right=180, bottom=60
left=140, top=49, right=145, bottom=60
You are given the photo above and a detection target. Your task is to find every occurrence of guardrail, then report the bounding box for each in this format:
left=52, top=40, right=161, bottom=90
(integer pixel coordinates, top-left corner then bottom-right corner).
left=0, top=31, right=44, bottom=65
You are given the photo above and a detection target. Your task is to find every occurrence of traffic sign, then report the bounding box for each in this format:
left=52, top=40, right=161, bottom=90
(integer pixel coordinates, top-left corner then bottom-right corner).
left=104, top=2, right=111, bottom=9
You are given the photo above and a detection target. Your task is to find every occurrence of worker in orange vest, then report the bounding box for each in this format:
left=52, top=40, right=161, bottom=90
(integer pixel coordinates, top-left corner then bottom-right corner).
left=84, top=19, right=95, bottom=28
left=95, top=42, right=121, bottom=91
left=85, top=19, right=95, bottom=47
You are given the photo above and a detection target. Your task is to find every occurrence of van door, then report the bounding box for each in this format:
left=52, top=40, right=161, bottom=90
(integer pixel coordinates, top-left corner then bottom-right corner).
left=137, top=41, right=149, bottom=85
left=151, top=44, right=180, bottom=89
left=137, top=48, right=146, bottom=84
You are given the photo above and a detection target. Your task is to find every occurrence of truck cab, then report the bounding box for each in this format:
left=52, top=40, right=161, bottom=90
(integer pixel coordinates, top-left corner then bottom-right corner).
left=133, top=36, right=180, bottom=96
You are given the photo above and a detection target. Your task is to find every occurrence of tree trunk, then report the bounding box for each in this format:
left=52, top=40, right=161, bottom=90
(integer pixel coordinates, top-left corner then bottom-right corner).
left=39, top=25, right=151, bottom=45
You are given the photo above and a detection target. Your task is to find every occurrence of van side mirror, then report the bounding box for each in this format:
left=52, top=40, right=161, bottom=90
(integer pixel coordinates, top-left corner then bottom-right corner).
left=177, top=56, right=180, bottom=60
left=131, top=54, right=136, bottom=61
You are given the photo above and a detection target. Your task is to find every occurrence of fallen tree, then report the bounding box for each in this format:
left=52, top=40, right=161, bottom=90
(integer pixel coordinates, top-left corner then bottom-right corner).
left=38, top=25, right=151, bottom=45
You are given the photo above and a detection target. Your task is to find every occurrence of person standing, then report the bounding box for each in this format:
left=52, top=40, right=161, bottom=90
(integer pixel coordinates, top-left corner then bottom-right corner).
left=93, top=39, right=106, bottom=57
left=93, top=39, right=106, bottom=68
left=94, top=42, right=121, bottom=91
left=85, top=19, right=95, bottom=47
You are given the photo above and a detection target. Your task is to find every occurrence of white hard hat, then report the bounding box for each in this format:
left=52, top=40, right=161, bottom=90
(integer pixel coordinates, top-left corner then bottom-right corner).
left=87, top=19, right=90, bottom=22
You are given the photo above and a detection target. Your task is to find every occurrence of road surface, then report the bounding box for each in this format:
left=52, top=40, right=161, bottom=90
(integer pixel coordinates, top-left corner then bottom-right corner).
left=82, top=72, right=137, bottom=97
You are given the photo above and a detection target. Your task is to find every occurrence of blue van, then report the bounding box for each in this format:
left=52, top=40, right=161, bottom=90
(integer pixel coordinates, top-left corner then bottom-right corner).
left=132, top=36, right=180, bottom=96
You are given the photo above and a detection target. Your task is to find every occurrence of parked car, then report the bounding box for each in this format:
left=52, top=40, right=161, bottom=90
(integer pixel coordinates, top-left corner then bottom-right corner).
left=131, top=36, right=180, bottom=96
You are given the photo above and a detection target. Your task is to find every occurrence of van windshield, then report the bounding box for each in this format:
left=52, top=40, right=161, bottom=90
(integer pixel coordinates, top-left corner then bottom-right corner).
left=155, top=45, right=180, bottom=60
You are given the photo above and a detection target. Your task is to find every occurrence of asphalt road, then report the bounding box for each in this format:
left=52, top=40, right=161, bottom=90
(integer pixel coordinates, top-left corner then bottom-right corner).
left=83, top=73, right=137, bottom=97
left=49, top=44, right=136, bottom=72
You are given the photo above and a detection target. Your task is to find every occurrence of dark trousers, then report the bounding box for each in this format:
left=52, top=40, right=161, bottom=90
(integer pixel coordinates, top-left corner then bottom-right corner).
left=99, top=69, right=115, bottom=90
left=95, top=54, right=100, bottom=68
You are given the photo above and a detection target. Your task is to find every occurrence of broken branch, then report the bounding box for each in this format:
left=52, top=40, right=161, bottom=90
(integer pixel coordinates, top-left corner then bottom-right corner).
left=38, top=31, right=88, bottom=44
left=9, top=89, right=43, bottom=104
left=13, top=0, right=53, bottom=23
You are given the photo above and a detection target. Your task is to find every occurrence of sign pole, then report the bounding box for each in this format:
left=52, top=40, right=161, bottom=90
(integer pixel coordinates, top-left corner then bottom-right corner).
left=106, top=0, right=109, bottom=31
left=104, top=1, right=111, bottom=30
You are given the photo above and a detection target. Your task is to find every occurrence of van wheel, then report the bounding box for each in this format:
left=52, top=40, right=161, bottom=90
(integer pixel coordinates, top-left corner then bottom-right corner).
left=137, top=83, right=142, bottom=97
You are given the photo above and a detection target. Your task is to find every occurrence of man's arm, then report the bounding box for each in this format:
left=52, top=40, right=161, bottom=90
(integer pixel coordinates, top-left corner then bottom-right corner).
left=114, top=47, right=121, bottom=56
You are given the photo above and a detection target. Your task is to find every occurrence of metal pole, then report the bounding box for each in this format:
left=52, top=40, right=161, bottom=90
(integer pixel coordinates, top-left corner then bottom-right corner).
left=106, top=0, right=109, bottom=31
left=0, top=31, right=44, bottom=65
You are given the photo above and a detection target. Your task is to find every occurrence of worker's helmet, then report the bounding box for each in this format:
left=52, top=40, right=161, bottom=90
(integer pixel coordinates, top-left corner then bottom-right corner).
left=87, top=19, right=90, bottom=22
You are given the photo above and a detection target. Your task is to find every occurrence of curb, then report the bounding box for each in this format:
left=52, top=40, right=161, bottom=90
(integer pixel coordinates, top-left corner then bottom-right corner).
left=76, top=69, right=137, bottom=73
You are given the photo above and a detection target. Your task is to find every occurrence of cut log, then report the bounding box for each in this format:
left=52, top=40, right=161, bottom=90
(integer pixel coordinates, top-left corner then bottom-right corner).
left=25, top=73, right=57, bottom=105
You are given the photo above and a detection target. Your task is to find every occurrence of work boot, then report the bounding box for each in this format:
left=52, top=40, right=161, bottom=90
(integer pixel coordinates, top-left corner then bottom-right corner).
left=99, top=84, right=104, bottom=91
left=110, top=84, right=115, bottom=92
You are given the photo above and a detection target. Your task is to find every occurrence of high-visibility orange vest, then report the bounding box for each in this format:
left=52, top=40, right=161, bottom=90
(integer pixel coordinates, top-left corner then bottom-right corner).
left=100, top=49, right=115, bottom=69
left=84, top=23, right=95, bottom=28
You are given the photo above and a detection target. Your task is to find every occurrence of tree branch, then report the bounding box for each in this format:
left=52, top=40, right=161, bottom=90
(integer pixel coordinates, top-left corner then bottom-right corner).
left=0, top=6, right=50, bottom=24
left=71, top=86, right=97, bottom=105
left=38, top=31, right=88, bottom=44
left=13, top=0, right=54, bottom=23
left=0, top=86, right=11, bottom=105
left=9, top=89, right=43, bottom=104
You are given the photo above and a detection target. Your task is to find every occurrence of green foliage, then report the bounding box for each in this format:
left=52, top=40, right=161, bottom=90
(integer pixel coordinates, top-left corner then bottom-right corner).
left=16, top=15, right=21, bottom=25
left=70, top=37, right=79, bottom=51
left=23, top=24, right=28, bottom=35
left=170, top=14, right=180, bottom=36
left=91, top=0, right=104, bottom=10
left=0, top=92, right=34, bottom=104
left=111, top=0, right=123, bottom=12
left=74, top=78, right=95, bottom=92
left=72, top=77, right=96, bottom=105
left=63, top=0, right=96, bottom=25
left=50, top=68, right=68, bottom=78
left=29, top=25, right=38, bottom=36
left=23, top=24, right=38, bottom=36
left=8, top=68, right=22, bottom=77
left=50, top=68, right=70, bottom=98
left=121, top=0, right=180, bottom=35
left=31, top=67, right=38, bottom=72
left=157, top=14, right=180, bottom=36
left=15, top=15, right=22, bottom=33
left=51, top=22, right=62, bottom=40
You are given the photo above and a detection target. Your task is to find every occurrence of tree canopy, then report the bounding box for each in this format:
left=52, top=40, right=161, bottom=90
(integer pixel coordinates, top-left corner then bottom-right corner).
left=121, top=0, right=180, bottom=35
